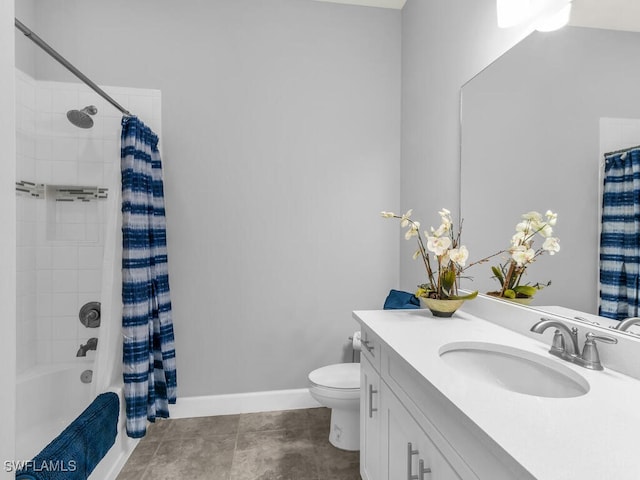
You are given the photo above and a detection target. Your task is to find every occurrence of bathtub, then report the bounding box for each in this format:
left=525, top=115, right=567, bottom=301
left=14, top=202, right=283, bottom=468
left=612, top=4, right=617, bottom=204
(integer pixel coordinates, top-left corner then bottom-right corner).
left=15, top=361, right=94, bottom=461
left=15, top=361, right=138, bottom=479
left=87, top=385, right=140, bottom=480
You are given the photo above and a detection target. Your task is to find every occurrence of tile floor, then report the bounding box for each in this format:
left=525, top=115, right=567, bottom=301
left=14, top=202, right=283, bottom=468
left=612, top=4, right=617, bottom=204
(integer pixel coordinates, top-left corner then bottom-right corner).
left=116, top=407, right=361, bottom=480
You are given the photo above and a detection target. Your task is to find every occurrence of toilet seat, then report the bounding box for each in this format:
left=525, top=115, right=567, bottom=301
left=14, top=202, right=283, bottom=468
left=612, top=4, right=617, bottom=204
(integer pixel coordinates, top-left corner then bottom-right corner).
left=308, top=363, right=360, bottom=390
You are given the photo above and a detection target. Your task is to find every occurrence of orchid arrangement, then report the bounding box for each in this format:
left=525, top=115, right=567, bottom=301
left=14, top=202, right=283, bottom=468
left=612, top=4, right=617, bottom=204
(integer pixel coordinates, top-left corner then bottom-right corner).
left=381, top=208, right=490, bottom=301
left=490, top=210, right=560, bottom=300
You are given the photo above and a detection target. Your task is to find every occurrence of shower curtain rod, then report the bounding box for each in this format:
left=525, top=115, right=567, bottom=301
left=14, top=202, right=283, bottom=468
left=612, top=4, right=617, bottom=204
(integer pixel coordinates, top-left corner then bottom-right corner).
left=14, top=18, right=131, bottom=116
left=604, top=145, right=640, bottom=157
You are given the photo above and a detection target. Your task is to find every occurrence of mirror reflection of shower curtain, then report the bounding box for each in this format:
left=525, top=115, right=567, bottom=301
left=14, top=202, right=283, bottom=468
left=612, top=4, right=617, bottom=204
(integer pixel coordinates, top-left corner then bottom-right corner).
left=599, top=147, right=640, bottom=320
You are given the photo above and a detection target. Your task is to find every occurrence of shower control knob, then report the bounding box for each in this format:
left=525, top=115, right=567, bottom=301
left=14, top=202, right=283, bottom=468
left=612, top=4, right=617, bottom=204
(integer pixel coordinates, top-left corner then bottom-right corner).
left=79, top=301, right=101, bottom=328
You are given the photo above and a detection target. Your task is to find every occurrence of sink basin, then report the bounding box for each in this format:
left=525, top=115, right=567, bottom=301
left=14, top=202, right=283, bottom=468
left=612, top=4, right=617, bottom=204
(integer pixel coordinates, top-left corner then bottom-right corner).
left=439, top=341, right=589, bottom=398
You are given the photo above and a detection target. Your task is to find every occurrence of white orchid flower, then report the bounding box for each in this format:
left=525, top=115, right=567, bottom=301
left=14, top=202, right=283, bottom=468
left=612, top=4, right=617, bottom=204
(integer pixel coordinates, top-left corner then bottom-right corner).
left=380, top=211, right=395, bottom=218
left=530, top=219, right=545, bottom=232
left=542, top=237, right=560, bottom=254
left=522, top=211, right=543, bottom=223
left=405, top=221, right=420, bottom=240
left=515, top=221, right=530, bottom=233
left=438, top=209, right=452, bottom=230
left=545, top=210, right=558, bottom=226
left=427, top=235, right=452, bottom=256
left=449, top=246, right=469, bottom=267
left=431, top=223, right=449, bottom=238
left=537, top=224, right=553, bottom=238
left=438, top=208, right=452, bottom=222
left=511, top=245, right=535, bottom=266
left=400, top=209, right=413, bottom=227
left=511, top=231, right=527, bottom=247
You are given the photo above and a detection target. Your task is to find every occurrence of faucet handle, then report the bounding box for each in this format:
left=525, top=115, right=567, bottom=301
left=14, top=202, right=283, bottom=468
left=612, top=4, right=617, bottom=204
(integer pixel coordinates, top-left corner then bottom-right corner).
left=586, top=332, right=618, bottom=344
left=579, top=332, right=618, bottom=370
left=551, top=329, right=565, bottom=353
left=574, top=316, right=600, bottom=326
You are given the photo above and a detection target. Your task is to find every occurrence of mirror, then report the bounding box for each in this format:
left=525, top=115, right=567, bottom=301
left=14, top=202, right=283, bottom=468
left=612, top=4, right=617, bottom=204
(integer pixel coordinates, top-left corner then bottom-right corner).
left=460, top=25, right=640, bottom=323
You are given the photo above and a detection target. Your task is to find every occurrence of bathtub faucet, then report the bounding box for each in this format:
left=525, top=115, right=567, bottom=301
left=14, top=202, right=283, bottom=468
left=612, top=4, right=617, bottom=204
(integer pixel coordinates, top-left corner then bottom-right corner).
left=77, top=338, right=98, bottom=357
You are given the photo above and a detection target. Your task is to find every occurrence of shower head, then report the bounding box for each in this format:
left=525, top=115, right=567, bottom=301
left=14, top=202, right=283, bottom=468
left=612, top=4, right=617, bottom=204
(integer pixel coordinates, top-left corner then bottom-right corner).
left=66, top=105, right=98, bottom=129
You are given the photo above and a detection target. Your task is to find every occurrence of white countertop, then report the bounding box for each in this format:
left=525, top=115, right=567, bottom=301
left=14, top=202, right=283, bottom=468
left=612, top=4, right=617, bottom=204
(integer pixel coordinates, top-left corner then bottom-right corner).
left=353, top=307, right=640, bottom=480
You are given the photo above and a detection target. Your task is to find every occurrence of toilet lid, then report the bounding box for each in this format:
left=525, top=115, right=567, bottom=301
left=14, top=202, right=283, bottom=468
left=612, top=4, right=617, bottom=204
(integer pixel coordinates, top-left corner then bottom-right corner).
left=309, top=363, right=360, bottom=389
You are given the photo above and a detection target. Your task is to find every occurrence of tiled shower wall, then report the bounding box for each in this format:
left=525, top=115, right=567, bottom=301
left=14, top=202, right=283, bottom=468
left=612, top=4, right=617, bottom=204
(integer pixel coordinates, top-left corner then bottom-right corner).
left=15, top=69, right=161, bottom=373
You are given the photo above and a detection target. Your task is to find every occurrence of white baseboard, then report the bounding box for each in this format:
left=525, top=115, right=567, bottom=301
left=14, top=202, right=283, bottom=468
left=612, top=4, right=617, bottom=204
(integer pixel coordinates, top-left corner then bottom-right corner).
left=169, top=388, right=322, bottom=419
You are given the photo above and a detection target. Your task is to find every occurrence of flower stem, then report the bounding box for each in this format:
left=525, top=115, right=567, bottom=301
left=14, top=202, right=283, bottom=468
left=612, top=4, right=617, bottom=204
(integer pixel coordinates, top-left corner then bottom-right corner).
left=416, top=232, right=437, bottom=289
left=500, top=261, right=518, bottom=297
left=462, top=249, right=506, bottom=272
left=393, top=215, right=437, bottom=290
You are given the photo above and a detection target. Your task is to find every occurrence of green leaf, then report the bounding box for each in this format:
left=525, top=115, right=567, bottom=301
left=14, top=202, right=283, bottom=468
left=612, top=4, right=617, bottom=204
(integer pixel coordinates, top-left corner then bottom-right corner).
left=491, top=266, right=504, bottom=287
left=514, top=285, right=537, bottom=297
left=442, top=270, right=456, bottom=291
left=504, top=289, right=516, bottom=299
left=448, top=291, right=479, bottom=301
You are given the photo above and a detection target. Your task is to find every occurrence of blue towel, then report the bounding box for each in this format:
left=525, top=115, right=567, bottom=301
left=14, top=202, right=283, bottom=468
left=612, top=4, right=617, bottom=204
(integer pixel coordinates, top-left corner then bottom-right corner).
left=383, top=289, right=420, bottom=310
left=16, top=392, right=119, bottom=480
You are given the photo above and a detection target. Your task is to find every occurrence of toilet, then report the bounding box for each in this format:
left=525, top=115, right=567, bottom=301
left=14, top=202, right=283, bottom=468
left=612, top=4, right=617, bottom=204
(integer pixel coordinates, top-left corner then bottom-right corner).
left=308, top=362, right=361, bottom=451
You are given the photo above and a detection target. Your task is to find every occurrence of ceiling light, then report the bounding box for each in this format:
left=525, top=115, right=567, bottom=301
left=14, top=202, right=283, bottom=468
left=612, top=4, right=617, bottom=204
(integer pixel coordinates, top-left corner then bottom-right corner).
left=497, top=0, right=531, bottom=28
left=497, top=0, right=572, bottom=32
left=535, top=2, right=572, bottom=31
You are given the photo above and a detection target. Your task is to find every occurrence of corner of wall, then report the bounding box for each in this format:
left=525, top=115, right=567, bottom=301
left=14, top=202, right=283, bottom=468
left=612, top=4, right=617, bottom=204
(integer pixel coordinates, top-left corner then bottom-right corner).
left=1, top=1, right=17, bottom=475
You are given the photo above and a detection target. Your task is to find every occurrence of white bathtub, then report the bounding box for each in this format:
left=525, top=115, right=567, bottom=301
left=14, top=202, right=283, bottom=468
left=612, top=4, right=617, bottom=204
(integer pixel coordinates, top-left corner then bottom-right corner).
left=15, top=362, right=138, bottom=479
left=15, top=361, right=94, bottom=461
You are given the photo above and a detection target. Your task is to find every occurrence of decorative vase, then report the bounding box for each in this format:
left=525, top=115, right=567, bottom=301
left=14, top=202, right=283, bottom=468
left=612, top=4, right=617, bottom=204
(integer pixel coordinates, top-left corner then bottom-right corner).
left=486, top=291, right=533, bottom=306
left=418, top=297, right=465, bottom=318
left=507, top=297, right=534, bottom=305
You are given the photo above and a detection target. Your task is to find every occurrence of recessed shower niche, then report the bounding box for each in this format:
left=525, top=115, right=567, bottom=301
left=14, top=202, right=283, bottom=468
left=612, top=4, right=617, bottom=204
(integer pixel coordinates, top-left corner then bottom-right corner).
left=15, top=180, right=108, bottom=242
left=44, top=184, right=108, bottom=242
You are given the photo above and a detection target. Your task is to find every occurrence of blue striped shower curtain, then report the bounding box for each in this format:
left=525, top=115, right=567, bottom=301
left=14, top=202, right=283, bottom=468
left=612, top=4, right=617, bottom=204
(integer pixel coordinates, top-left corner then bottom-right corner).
left=599, top=147, right=640, bottom=320
left=121, top=116, right=177, bottom=438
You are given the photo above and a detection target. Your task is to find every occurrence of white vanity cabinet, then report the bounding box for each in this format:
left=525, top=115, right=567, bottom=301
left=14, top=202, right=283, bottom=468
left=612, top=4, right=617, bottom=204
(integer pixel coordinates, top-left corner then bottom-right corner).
left=357, top=313, right=534, bottom=480
left=356, top=303, right=640, bottom=480
left=359, top=324, right=466, bottom=480
left=360, top=354, right=381, bottom=480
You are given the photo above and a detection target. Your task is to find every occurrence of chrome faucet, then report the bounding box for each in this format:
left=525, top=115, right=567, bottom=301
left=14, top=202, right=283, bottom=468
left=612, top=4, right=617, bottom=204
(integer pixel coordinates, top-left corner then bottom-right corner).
left=76, top=337, right=98, bottom=357
left=530, top=318, right=618, bottom=370
left=530, top=318, right=580, bottom=356
left=615, top=316, right=640, bottom=332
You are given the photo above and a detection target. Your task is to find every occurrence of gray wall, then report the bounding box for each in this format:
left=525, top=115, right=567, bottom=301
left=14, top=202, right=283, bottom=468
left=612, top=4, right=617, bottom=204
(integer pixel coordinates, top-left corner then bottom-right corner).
left=14, top=0, right=36, bottom=76
left=460, top=27, right=640, bottom=313
left=28, top=0, right=401, bottom=396
left=399, top=0, right=531, bottom=292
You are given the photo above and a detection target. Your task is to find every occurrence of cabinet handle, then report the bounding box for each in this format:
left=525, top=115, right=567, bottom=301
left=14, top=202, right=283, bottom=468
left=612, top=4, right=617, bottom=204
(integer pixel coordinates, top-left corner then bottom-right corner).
left=419, top=459, right=432, bottom=480
left=368, top=384, right=378, bottom=418
left=362, top=339, right=375, bottom=354
left=407, top=442, right=419, bottom=480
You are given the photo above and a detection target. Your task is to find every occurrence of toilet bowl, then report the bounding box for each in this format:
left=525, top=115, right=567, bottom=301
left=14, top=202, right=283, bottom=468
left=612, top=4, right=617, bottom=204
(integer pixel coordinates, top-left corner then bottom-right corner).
left=309, top=363, right=360, bottom=451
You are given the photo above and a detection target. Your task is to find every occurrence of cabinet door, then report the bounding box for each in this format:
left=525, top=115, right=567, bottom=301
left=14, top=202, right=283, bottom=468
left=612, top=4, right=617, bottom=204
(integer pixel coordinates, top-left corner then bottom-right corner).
left=381, top=380, right=421, bottom=480
left=381, top=382, right=462, bottom=480
left=360, top=355, right=381, bottom=480
left=417, top=426, right=463, bottom=480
